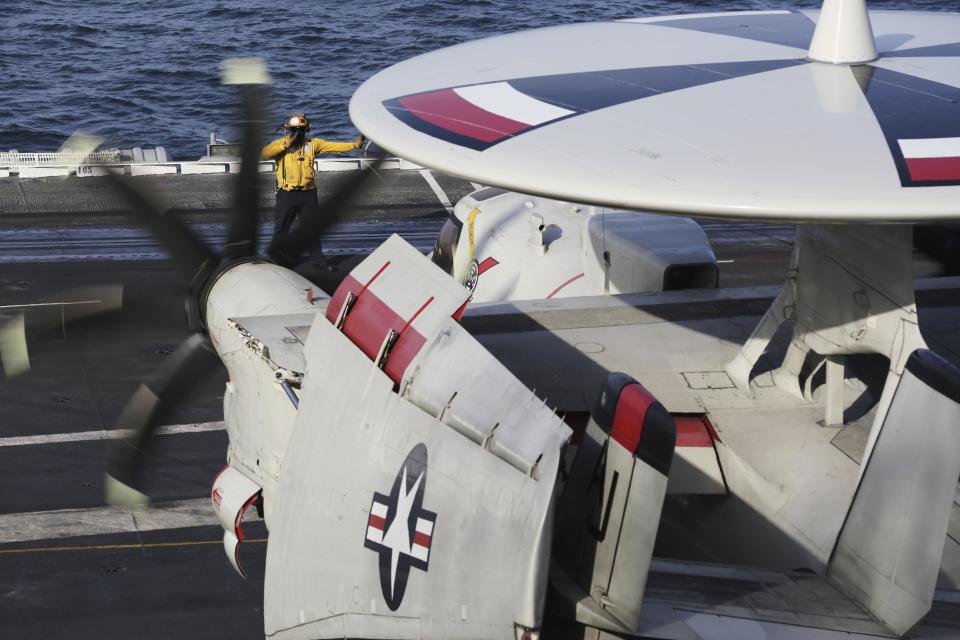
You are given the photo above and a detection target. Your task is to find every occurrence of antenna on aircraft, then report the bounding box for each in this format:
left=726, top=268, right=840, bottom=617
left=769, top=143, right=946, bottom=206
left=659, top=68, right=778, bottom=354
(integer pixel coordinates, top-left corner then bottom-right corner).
left=808, top=0, right=877, bottom=64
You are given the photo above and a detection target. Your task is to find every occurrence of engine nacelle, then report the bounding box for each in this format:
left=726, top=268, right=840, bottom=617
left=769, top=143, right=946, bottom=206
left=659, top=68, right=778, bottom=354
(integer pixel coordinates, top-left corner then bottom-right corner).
left=429, top=188, right=717, bottom=303
left=205, top=261, right=323, bottom=530
left=583, top=213, right=718, bottom=294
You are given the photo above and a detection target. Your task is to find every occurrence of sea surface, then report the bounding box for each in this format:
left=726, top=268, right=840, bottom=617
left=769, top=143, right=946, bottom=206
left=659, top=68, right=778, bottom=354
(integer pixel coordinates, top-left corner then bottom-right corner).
left=1, top=0, right=956, bottom=159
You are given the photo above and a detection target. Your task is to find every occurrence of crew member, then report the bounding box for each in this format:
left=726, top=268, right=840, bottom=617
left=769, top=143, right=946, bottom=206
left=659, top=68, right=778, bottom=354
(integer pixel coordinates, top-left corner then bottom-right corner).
left=261, top=112, right=364, bottom=265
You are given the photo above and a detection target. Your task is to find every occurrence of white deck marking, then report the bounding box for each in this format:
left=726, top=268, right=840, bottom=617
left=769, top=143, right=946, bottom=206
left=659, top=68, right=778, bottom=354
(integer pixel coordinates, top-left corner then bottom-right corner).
left=0, top=498, right=218, bottom=544
left=898, top=137, right=960, bottom=159
left=418, top=169, right=454, bottom=213
left=454, top=82, right=573, bottom=125
left=0, top=421, right=225, bottom=447
left=0, top=299, right=105, bottom=310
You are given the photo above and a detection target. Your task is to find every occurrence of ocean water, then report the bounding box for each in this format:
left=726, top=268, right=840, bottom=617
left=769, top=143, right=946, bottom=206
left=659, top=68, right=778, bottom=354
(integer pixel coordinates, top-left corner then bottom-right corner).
left=0, top=0, right=956, bottom=159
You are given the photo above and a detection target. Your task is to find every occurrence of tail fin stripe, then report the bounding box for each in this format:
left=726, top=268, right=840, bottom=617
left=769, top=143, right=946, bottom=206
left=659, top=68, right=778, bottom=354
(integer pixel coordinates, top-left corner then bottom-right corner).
left=610, top=384, right=656, bottom=452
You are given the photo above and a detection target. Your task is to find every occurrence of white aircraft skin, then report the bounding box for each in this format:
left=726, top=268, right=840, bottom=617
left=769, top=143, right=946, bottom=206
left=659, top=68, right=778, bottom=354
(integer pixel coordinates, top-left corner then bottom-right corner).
left=77, top=2, right=960, bottom=640
left=430, top=188, right=718, bottom=302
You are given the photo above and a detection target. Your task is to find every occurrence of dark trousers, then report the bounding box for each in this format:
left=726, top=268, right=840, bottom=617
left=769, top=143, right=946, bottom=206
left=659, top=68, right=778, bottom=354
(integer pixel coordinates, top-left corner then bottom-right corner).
left=273, top=187, right=326, bottom=263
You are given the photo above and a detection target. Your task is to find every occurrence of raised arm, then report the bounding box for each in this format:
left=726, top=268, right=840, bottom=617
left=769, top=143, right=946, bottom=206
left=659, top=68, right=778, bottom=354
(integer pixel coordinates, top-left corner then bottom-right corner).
left=261, top=136, right=293, bottom=160
left=312, top=135, right=365, bottom=154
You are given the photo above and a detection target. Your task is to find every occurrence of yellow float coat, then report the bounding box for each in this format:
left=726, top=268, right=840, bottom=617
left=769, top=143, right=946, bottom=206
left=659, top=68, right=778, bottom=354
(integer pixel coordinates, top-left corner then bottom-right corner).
left=261, top=136, right=360, bottom=190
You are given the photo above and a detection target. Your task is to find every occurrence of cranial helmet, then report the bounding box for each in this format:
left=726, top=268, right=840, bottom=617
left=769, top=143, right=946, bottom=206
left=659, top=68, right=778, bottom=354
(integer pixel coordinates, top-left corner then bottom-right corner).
left=285, top=113, right=310, bottom=132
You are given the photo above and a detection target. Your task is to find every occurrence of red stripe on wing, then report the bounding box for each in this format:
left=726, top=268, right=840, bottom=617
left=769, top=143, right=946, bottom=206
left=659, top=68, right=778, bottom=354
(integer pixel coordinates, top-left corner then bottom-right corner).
left=476, top=256, right=499, bottom=275
left=327, top=273, right=428, bottom=384
left=673, top=415, right=715, bottom=448
left=342, top=281, right=405, bottom=360
left=546, top=273, right=584, bottom=299
left=325, top=261, right=390, bottom=325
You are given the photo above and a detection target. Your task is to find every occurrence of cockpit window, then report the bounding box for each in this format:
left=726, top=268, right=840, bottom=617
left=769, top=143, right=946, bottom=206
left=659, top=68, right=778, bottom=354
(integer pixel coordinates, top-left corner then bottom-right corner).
left=431, top=216, right=463, bottom=275
left=469, top=187, right=507, bottom=202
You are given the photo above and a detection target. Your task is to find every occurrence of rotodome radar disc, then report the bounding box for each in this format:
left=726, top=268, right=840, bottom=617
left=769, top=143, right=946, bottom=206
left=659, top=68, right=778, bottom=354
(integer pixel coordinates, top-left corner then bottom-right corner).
left=350, top=8, right=960, bottom=222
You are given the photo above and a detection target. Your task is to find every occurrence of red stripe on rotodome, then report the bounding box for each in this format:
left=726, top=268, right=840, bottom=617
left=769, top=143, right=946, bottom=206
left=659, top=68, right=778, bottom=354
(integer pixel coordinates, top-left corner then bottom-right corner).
left=905, top=157, right=960, bottom=182
left=398, top=90, right=529, bottom=143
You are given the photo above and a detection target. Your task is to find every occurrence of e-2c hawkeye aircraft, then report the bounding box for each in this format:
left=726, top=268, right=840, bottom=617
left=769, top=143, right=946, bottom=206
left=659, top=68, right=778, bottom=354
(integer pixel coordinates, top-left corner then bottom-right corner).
left=25, top=1, right=958, bottom=638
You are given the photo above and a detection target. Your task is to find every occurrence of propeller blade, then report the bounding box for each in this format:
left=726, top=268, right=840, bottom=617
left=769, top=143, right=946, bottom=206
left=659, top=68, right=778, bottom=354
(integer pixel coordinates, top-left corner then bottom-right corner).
left=0, top=314, right=28, bottom=378
left=107, top=174, right=216, bottom=288
left=266, top=153, right=386, bottom=267
left=225, top=83, right=266, bottom=259
left=0, top=284, right=124, bottom=378
left=105, top=332, right=221, bottom=507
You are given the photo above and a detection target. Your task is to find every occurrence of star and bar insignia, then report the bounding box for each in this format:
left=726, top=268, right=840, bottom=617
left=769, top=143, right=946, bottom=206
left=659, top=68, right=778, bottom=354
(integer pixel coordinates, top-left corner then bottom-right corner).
left=364, top=443, right=437, bottom=611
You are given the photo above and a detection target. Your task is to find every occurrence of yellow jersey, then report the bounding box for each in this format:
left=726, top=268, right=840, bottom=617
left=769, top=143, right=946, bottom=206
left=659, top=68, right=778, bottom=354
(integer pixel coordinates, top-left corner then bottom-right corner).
left=260, top=136, right=361, bottom=191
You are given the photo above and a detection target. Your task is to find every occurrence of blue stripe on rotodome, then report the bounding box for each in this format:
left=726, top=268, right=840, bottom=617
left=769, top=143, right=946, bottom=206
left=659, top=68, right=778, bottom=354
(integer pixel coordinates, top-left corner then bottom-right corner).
left=387, top=59, right=805, bottom=151
left=509, top=59, right=804, bottom=113
left=884, top=42, right=960, bottom=58
left=383, top=98, right=494, bottom=151
left=855, top=65, right=960, bottom=187
left=647, top=12, right=816, bottom=51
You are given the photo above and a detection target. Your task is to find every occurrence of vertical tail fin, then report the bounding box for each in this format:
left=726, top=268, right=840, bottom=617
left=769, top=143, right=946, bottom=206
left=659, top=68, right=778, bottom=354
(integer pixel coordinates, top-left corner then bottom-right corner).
left=553, top=373, right=676, bottom=634
left=828, top=349, right=960, bottom=635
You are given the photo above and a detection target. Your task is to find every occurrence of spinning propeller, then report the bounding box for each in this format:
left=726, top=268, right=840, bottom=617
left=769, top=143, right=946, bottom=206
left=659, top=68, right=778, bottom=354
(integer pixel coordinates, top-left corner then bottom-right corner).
left=91, top=58, right=384, bottom=507
left=0, top=133, right=127, bottom=377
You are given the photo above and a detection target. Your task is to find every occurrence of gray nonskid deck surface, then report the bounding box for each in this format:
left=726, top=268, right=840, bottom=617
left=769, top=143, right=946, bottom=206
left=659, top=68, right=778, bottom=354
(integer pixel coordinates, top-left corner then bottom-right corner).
left=0, top=217, right=449, bottom=262
left=0, top=168, right=476, bottom=217
left=0, top=524, right=268, bottom=640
